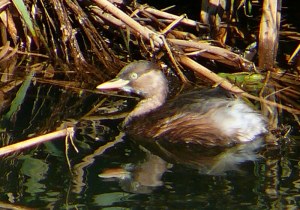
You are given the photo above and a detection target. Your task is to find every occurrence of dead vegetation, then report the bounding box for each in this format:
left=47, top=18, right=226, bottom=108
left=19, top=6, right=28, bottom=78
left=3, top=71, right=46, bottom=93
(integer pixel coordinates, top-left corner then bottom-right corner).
left=0, top=0, right=299, bottom=134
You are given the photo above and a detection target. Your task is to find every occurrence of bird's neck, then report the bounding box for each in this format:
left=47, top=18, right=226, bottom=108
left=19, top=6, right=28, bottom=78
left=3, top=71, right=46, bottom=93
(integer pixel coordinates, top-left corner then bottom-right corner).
left=124, top=82, right=168, bottom=125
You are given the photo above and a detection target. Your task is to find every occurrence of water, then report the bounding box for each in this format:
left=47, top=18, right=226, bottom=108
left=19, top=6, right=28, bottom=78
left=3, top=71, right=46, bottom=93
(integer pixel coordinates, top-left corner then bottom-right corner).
left=0, top=83, right=299, bottom=209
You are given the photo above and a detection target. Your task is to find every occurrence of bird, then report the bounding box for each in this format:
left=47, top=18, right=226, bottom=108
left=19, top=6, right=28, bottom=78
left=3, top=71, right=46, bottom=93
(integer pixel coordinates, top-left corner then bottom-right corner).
left=96, top=60, right=267, bottom=147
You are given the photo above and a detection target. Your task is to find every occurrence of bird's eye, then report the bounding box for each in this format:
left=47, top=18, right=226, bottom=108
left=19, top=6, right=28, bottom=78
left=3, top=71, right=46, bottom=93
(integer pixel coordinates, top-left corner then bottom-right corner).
left=129, top=72, right=138, bottom=80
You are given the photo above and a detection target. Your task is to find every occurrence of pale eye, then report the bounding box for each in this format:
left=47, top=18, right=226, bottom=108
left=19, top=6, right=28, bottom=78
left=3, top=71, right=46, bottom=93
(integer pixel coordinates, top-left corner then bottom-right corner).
left=129, top=72, right=138, bottom=80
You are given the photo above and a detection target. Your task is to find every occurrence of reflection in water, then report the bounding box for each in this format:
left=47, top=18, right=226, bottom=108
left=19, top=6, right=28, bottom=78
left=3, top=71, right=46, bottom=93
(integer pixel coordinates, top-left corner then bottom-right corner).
left=139, top=137, right=264, bottom=175
left=19, top=156, right=49, bottom=195
left=119, top=154, right=167, bottom=194
left=72, top=132, right=125, bottom=194
left=99, top=136, right=264, bottom=194
left=100, top=152, right=169, bottom=194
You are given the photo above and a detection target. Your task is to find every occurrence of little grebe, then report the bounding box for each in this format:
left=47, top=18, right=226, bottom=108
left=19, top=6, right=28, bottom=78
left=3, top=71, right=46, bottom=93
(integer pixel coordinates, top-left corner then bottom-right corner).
left=97, top=61, right=267, bottom=146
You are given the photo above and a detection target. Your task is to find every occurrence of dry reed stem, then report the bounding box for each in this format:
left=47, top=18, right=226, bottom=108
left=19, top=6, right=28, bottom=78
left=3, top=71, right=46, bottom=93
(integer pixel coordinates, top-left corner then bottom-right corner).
left=0, top=201, right=33, bottom=210
left=93, top=0, right=163, bottom=46
left=142, top=6, right=203, bottom=27
left=178, top=55, right=245, bottom=93
left=168, top=39, right=253, bottom=70
left=159, top=35, right=188, bottom=83
left=160, top=14, right=186, bottom=35
left=0, top=127, right=74, bottom=156
left=288, top=44, right=300, bottom=64
left=258, top=0, right=280, bottom=70
left=90, top=6, right=125, bottom=27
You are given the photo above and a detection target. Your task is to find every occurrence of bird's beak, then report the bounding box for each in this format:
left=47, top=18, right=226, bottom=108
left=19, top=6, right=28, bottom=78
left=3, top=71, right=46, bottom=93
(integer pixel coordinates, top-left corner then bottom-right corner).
left=96, top=78, right=130, bottom=90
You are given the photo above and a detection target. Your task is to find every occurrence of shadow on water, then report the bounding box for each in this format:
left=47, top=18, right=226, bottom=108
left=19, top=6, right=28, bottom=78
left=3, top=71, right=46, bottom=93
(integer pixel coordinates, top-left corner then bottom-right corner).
left=0, top=82, right=299, bottom=209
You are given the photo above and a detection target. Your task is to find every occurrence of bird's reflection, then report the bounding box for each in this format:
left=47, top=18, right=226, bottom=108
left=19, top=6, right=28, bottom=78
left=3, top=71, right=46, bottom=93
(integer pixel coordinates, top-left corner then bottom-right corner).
left=99, top=137, right=264, bottom=194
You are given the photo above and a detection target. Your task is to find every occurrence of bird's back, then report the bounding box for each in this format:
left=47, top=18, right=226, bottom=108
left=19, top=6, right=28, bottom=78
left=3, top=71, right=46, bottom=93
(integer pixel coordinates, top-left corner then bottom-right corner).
left=126, top=88, right=267, bottom=146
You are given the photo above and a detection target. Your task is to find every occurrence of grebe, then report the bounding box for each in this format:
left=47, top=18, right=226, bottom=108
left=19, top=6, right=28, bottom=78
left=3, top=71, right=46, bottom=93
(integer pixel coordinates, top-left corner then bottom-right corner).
left=97, top=60, right=267, bottom=147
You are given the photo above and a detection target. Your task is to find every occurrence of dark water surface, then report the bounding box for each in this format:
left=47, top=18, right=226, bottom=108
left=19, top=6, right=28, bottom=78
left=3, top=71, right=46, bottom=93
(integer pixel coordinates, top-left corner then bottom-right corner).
left=0, top=83, right=299, bottom=209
